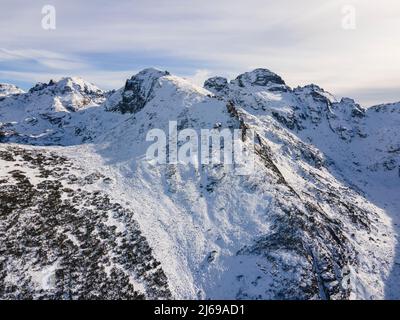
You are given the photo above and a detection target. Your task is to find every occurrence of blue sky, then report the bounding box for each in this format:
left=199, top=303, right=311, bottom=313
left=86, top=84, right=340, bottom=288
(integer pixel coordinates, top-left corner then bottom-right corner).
left=1, top=0, right=399, bottom=106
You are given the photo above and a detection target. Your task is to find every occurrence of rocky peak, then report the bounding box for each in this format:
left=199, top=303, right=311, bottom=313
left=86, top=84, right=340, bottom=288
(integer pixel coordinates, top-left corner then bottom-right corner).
left=204, top=77, right=229, bottom=95
left=56, top=77, right=103, bottom=95
left=370, top=101, right=400, bottom=114
left=19, top=77, right=106, bottom=113
left=0, top=83, right=25, bottom=97
left=109, top=68, right=170, bottom=114
left=29, top=77, right=103, bottom=97
left=294, top=84, right=337, bottom=104
left=28, top=82, right=49, bottom=93
left=333, top=97, right=365, bottom=118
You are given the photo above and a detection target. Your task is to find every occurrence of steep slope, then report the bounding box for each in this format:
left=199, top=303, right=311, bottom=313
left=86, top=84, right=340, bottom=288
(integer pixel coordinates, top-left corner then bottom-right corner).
left=0, top=77, right=120, bottom=145
left=0, top=68, right=399, bottom=300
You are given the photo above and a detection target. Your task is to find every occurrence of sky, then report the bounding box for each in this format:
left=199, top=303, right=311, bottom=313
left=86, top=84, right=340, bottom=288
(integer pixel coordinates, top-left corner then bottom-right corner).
left=0, top=0, right=399, bottom=106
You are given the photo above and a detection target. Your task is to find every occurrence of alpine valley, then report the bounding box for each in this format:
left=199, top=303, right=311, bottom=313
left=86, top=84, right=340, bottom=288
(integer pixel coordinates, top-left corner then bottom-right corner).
left=0, top=68, right=399, bottom=300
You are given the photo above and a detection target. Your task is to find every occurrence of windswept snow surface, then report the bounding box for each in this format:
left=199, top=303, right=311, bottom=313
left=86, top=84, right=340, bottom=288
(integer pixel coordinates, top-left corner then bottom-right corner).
left=0, top=68, right=399, bottom=300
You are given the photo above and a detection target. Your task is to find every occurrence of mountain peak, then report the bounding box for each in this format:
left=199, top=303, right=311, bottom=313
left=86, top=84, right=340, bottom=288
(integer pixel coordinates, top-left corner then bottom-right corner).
left=204, top=77, right=229, bottom=94
left=232, top=68, right=286, bottom=88
left=0, top=83, right=25, bottom=97
left=1, top=67, right=399, bottom=300
left=11, top=77, right=106, bottom=113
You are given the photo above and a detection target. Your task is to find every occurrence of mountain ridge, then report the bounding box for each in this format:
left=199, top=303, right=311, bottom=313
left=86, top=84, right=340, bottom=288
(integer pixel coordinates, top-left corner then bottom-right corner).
left=0, top=67, right=399, bottom=299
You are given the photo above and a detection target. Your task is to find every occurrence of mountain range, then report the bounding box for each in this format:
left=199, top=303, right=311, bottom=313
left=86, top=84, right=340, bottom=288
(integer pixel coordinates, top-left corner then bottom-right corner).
left=0, top=68, right=399, bottom=300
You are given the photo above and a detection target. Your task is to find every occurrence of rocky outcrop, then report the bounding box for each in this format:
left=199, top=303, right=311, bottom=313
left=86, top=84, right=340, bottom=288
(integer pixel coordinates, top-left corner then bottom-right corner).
left=231, top=68, right=289, bottom=92
left=0, top=67, right=398, bottom=300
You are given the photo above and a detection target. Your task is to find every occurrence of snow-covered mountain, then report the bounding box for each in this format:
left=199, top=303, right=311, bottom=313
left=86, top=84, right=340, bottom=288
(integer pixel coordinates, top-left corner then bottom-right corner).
left=0, top=68, right=399, bottom=300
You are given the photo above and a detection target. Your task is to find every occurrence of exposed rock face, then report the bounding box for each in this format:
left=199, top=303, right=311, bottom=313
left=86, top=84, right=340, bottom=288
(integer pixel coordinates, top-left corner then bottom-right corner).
left=232, top=68, right=288, bottom=91
left=294, top=84, right=337, bottom=105
left=27, top=77, right=106, bottom=112
left=108, top=68, right=170, bottom=114
left=0, top=146, right=171, bottom=299
left=0, top=83, right=24, bottom=98
left=0, top=67, right=399, bottom=300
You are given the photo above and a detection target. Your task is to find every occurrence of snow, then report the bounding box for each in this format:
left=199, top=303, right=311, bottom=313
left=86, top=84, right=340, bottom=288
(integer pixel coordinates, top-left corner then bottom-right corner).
left=1, top=67, right=399, bottom=300
left=30, top=262, right=59, bottom=291
left=0, top=83, right=24, bottom=97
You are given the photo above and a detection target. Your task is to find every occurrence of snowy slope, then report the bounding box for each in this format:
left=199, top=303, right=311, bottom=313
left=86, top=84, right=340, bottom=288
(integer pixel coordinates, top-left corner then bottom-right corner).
left=0, top=68, right=399, bottom=300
